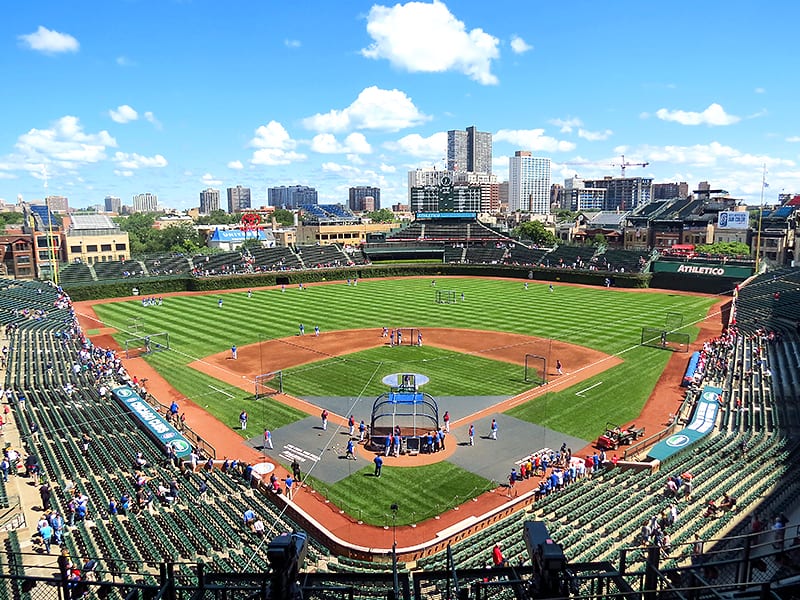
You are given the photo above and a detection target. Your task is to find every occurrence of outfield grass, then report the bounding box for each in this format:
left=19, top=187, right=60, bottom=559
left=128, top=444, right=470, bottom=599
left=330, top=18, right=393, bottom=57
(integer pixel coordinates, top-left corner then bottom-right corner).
left=306, top=462, right=494, bottom=526
left=90, top=277, right=718, bottom=513
left=282, top=345, right=531, bottom=398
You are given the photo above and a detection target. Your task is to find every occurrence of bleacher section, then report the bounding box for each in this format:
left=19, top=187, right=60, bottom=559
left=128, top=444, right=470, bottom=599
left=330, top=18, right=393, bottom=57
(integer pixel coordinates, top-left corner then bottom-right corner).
left=300, top=204, right=357, bottom=222
left=143, top=255, right=193, bottom=276
left=191, top=252, right=249, bottom=276
left=463, top=246, right=505, bottom=264
left=540, top=245, right=591, bottom=269
left=506, top=244, right=552, bottom=266
left=58, top=262, right=95, bottom=284
left=249, top=246, right=302, bottom=270
left=296, top=244, right=352, bottom=268
left=92, top=259, right=145, bottom=280
left=594, top=248, right=650, bottom=273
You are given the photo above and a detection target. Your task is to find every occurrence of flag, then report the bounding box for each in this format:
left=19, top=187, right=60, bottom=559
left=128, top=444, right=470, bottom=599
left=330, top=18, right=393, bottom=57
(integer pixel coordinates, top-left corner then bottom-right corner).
left=763, top=182, right=770, bottom=188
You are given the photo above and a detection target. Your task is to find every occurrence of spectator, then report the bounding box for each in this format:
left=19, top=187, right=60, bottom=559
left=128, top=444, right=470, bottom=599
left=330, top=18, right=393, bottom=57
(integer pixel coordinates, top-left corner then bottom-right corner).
left=492, top=543, right=506, bottom=567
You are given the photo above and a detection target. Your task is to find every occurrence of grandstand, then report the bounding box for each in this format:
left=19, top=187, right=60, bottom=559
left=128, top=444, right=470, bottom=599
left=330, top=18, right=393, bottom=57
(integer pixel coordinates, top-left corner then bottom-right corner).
left=4, top=270, right=800, bottom=598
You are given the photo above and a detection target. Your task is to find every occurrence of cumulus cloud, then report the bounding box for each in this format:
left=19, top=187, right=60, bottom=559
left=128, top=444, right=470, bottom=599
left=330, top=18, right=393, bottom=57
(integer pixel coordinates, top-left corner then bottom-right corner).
left=248, top=121, right=306, bottom=165
left=227, top=160, right=244, bottom=170
left=15, top=116, right=117, bottom=167
left=113, top=169, right=134, bottom=177
left=310, top=133, right=372, bottom=154
left=510, top=35, right=532, bottom=54
left=303, top=86, right=429, bottom=133
left=549, top=117, right=582, bottom=133
left=143, top=111, right=161, bottom=128
left=380, top=162, right=397, bottom=173
left=578, top=128, right=613, bottom=142
left=109, top=105, right=139, bottom=124
left=384, top=131, right=447, bottom=159
left=201, top=173, right=222, bottom=186
left=321, top=162, right=362, bottom=174
left=112, top=152, right=168, bottom=169
left=362, top=1, right=500, bottom=85
left=655, top=103, right=740, bottom=126
left=19, top=26, right=79, bottom=54
left=494, top=129, right=576, bottom=153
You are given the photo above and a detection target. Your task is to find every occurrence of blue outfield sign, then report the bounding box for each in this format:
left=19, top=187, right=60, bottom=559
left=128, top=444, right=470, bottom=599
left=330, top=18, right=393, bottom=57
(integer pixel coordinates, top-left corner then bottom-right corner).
left=647, top=385, right=722, bottom=462
left=112, top=386, right=193, bottom=458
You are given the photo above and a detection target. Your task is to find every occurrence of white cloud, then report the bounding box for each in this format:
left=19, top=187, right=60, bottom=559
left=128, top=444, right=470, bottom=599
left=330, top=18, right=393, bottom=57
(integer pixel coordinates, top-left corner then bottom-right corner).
left=655, top=103, right=740, bottom=126
left=303, top=86, right=429, bottom=133
left=755, top=87, right=765, bottom=94
left=510, top=35, right=532, bottom=54
left=251, top=149, right=306, bottom=166
left=109, top=105, right=139, bottom=124
left=0, top=172, right=18, bottom=180
left=549, top=117, right=582, bottom=133
left=284, top=39, right=301, bottom=48
left=362, top=1, right=500, bottom=85
left=15, top=116, right=117, bottom=167
left=310, top=133, right=372, bottom=154
left=384, top=131, right=447, bottom=158
left=201, top=173, right=222, bottom=186
left=248, top=121, right=306, bottom=165
left=730, top=153, right=794, bottom=168
left=578, top=128, right=613, bottom=142
left=494, top=129, right=576, bottom=153
left=143, top=111, right=161, bottom=128
left=112, top=152, right=168, bottom=169
left=116, top=56, right=135, bottom=67
left=19, top=26, right=79, bottom=54
left=786, top=136, right=800, bottom=143
left=321, top=162, right=361, bottom=174
left=114, top=169, right=134, bottom=177
left=380, top=162, right=397, bottom=173
left=227, top=160, right=244, bottom=170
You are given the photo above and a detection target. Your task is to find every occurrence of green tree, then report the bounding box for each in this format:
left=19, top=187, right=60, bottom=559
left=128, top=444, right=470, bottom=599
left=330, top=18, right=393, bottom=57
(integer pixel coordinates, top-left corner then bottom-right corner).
left=364, top=208, right=395, bottom=223
left=116, top=213, right=157, bottom=255
left=694, top=242, right=752, bottom=257
left=272, top=209, right=295, bottom=227
left=592, top=233, right=607, bottom=247
left=240, top=237, right=265, bottom=251
left=512, top=221, right=557, bottom=246
left=196, top=210, right=240, bottom=225
left=155, top=223, right=202, bottom=254
left=556, top=210, right=576, bottom=221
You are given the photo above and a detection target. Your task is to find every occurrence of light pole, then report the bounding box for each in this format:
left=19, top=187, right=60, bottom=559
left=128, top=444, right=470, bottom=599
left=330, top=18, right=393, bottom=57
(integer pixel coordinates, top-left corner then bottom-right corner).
left=391, top=502, right=399, bottom=599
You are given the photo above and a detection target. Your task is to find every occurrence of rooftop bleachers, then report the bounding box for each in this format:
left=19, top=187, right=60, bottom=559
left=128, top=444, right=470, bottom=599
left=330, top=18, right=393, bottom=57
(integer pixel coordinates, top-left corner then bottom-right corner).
left=191, top=251, right=250, bottom=276
left=386, top=222, right=425, bottom=240
left=463, top=246, right=506, bottom=264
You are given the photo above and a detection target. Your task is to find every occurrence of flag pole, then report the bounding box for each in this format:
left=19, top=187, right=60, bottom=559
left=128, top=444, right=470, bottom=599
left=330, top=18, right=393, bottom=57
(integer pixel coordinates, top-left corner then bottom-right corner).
left=754, top=164, right=767, bottom=273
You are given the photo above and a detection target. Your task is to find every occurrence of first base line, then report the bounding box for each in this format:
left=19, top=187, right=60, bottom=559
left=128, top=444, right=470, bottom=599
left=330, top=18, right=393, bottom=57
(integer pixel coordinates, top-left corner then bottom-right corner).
left=575, top=381, right=603, bottom=397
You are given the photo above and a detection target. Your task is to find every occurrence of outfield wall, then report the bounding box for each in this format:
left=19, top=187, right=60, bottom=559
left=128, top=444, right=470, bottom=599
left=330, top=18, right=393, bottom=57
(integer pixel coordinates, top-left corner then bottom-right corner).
left=61, top=263, right=652, bottom=300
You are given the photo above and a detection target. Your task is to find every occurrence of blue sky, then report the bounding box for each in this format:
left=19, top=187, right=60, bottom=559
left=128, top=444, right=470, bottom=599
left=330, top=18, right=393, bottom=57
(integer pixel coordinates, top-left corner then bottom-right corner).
left=1, top=0, right=799, bottom=210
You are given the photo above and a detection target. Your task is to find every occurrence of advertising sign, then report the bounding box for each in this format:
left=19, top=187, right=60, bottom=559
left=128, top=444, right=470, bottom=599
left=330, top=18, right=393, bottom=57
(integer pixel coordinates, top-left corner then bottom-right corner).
left=112, top=386, right=193, bottom=457
left=717, top=211, right=749, bottom=229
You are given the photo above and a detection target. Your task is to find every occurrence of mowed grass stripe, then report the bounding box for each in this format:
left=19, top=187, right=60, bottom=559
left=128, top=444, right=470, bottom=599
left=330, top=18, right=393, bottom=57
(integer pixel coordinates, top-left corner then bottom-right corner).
left=282, top=345, right=530, bottom=398
left=306, top=462, right=494, bottom=526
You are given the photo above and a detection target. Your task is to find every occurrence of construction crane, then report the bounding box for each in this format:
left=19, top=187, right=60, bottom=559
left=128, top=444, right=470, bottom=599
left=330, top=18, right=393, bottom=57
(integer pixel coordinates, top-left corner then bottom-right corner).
left=612, top=154, right=649, bottom=177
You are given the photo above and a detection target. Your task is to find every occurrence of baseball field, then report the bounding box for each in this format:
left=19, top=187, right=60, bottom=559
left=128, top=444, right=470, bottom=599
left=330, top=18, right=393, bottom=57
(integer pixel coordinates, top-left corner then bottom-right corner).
left=88, top=276, right=719, bottom=524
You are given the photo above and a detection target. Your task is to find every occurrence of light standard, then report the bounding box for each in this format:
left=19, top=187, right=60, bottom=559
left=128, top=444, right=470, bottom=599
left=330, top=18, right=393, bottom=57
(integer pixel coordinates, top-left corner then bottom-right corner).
left=391, top=502, right=399, bottom=598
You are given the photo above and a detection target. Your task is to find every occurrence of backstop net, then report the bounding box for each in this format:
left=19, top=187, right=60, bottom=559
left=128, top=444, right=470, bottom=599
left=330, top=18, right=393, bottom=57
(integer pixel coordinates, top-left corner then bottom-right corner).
left=641, top=327, right=690, bottom=352
left=524, top=354, right=548, bottom=385
left=124, top=332, right=170, bottom=359
left=255, top=371, right=283, bottom=399
left=435, top=289, right=458, bottom=304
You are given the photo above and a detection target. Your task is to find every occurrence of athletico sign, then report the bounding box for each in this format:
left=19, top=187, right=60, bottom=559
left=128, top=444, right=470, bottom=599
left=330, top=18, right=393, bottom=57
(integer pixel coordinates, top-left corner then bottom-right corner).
left=112, top=386, right=193, bottom=458
left=652, top=261, right=753, bottom=278
left=647, top=385, right=722, bottom=462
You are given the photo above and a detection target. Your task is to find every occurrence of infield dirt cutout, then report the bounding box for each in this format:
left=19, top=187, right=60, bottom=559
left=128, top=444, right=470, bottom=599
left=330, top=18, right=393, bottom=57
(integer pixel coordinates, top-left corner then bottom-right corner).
left=188, top=327, right=622, bottom=436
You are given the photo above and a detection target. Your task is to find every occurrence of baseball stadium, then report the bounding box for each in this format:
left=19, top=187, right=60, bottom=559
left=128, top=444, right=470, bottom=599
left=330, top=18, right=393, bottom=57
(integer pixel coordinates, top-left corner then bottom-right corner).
left=2, top=231, right=800, bottom=599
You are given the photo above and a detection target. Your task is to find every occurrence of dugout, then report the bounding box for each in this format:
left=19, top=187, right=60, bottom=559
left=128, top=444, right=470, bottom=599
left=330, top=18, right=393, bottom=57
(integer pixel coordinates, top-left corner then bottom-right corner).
left=368, top=373, right=439, bottom=455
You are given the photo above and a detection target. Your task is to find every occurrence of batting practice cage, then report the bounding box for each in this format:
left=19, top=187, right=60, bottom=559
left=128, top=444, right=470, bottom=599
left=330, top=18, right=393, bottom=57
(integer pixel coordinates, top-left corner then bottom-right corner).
left=665, top=312, right=685, bottom=330
left=394, top=328, right=422, bottom=346
left=524, top=353, right=548, bottom=385
left=124, top=332, right=170, bottom=358
left=369, top=373, right=439, bottom=455
left=641, top=327, right=690, bottom=352
left=435, top=289, right=458, bottom=304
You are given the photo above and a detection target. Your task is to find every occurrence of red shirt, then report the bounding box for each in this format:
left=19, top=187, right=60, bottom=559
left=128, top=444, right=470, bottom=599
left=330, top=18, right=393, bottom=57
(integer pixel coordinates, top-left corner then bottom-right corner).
left=492, top=545, right=504, bottom=566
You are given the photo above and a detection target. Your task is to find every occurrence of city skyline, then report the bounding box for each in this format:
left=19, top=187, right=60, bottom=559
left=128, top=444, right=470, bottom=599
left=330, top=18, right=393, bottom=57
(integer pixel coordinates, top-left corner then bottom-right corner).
left=1, top=1, right=799, bottom=210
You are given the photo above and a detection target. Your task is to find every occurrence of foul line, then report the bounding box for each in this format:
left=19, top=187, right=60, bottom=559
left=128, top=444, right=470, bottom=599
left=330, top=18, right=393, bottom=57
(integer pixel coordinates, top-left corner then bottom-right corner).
left=575, top=381, right=603, bottom=397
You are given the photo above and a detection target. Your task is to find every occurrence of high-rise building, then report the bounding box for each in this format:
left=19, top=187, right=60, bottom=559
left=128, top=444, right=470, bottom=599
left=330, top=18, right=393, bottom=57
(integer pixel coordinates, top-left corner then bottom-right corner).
left=508, top=151, right=551, bottom=213
left=582, top=177, right=653, bottom=211
left=348, top=186, right=381, bottom=212
left=267, top=185, right=318, bottom=209
left=447, top=125, right=492, bottom=173
left=199, top=188, right=221, bottom=214
left=45, top=195, right=69, bottom=213
left=227, top=185, right=251, bottom=214
left=104, top=196, right=122, bottom=214
left=652, top=182, right=689, bottom=200
left=132, top=192, right=158, bottom=213
left=563, top=177, right=606, bottom=211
